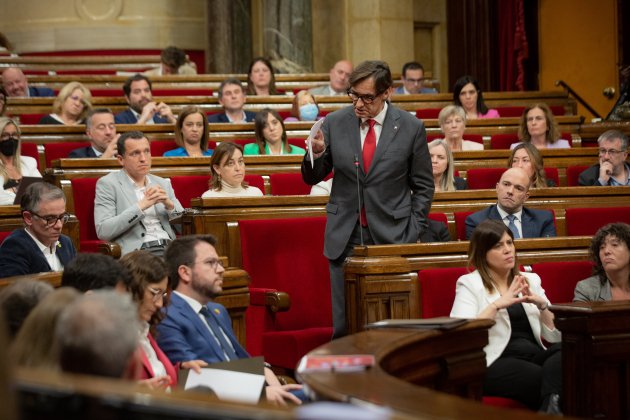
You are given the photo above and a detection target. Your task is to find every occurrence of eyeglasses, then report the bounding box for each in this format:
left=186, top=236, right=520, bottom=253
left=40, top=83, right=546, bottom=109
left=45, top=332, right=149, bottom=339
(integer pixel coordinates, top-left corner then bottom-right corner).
left=347, top=89, right=382, bottom=105
left=598, top=148, right=626, bottom=157
left=30, top=211, right=70, bottom=227
left=404, top=78, right=425, bottom=85
left=147, top=286, right=168, bottom=302
left=191, top=258, right=224, bottom=271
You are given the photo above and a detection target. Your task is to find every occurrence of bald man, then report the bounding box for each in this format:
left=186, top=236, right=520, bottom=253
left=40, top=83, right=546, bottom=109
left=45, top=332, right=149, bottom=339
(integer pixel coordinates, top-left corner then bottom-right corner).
left=309, top=60, right=353, bottom=96
left=465, top=167, right=556, bottom=239
left=1, top=67, right=54, bottom=97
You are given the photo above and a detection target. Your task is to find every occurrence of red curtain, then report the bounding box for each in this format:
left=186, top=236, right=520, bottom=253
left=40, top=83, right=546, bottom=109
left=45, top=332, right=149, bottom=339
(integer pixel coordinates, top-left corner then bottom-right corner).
left=498, top=0, right=528, bottom=91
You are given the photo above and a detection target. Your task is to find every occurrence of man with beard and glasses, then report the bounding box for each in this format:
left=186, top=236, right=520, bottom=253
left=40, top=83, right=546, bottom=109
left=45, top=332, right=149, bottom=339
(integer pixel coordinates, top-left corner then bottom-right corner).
left=156, top=234, right=304, bottom=406
left=114, top=74, right=176, bottom=125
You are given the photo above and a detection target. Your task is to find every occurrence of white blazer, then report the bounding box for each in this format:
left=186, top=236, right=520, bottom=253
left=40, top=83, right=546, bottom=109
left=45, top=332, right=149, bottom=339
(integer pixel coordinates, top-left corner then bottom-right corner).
left=450, top=270, right=561, bottom=366
left=0, top=156, right=42, bottom=205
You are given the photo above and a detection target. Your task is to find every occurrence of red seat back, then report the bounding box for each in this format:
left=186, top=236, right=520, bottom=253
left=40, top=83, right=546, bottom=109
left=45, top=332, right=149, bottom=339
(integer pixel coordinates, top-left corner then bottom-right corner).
left=428, top=212, right=448, bottom=226
left=151, top=140, right=178, bottom=157
left=21, top=142, right=40, bottom=169
left=419, top=267, right=469, bottom=318
left=232, top=139, right=255, bottom=147
left=566, top=165, right=589, bottom=186
left=490, top=134, right=519, bottom=150
left=466, top=168, right=506, bottom=189
left=531, top=261, right=594, bottom=304
left=0, top=231, right=11, bottom=245
left=565, top=207, right=630, bottom=236
left=18, top=114, right=47, bottom=125
left=454, top=211, right=474, bottom=241
left=44, top=142, right=90, bottom=167
left=415, top=108, right=441, bottom=119
left=240, top=217, right=331, bottom=331
left=544, top=167, right=560, bottom=186
left=287, top=138, right=306, bottom=150
left=169, top=175, right=211, bottom=208
left=244, top=175, right=265, bottom=193
left=269, top=173, right=311, bottom=196
left=494, top=106, right=525, bottom=117
left=70, top=178, right=99, bottom=242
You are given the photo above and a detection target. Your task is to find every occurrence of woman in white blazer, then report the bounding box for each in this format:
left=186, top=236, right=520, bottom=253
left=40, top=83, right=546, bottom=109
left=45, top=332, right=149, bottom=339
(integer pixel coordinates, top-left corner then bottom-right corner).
left=450, top=219, right=562, bottom=412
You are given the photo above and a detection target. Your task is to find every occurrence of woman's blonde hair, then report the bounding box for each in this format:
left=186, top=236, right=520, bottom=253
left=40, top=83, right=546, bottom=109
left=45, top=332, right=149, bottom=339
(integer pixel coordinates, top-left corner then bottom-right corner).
left=428, top=139, right=457, bottom=192
left=0, top=117, right=22, bottom=179
left=438, top=105, right=467, bottom=127
left=52, top=82, right=92, bottom=122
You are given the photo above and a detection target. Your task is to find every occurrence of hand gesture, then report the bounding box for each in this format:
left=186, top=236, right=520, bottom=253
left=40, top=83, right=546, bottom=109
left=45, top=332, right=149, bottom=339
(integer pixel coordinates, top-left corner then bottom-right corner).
left=309, top=129, right=326, bottom=156
left=598, top=160, right=614, bottom=184
left=139, top=185, right=169, bottom=210
left=156, top=102, right=176, bottom=124
left=518, top=275, right=549, bottom=310
left=138, top=375, right=171, bottom=390
left=265, top=384, right=303, bottom=406
left=138, top=101, right=158, bottom=124
left=180, top=359, right=208, bottom=374
left=493, top=275, right=528, bottom=310
left=100, top=134, right=120, bottom=159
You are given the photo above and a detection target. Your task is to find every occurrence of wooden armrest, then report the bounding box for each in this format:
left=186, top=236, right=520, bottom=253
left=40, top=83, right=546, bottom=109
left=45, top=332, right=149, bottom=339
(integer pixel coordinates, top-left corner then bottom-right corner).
left=249, top=288, right=291, bottom=312
left=97, top=242, right=121, bottom=259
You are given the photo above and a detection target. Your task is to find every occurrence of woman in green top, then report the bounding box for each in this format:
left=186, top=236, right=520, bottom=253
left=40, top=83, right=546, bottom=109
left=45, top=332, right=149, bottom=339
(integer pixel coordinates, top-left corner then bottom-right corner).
left=244, top=108, right=305, bottom=155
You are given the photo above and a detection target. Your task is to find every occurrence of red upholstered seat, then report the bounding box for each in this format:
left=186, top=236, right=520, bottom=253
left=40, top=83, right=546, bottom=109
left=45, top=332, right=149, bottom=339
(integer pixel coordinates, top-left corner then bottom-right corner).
left=494, top=106, right=525, bottom=117
left=169, top=174, right=264, bottom=207
left=269, top=173, right=311, bottom=196
left=232, top=139, right=255, bottom=147
left=240, top=217, right=332, bottom=370
left=428, top=212, right=448, bottom=226
left=19, top=114, right=47, bottom=125
left=415, top=108, right=441, bottom=119
left=427, top=134, right=483, bottom=144
left=544, top=167, right=560, bottom=186
left=418, top=267, right=469, bottom=318
left=70, top=177, right=113, bottom=253
left=287, top=138, right=306, bottom=149
left=44, top=142, right=90, bottom=167
left=550, top=106, right=566, bottom=116
left=21, top=143, right=40, bottom=169
left=152, top=88, right=213, bottom=96
left=276, top=110, right=292, bottom=120
left=565, top=207, right=630, bottom=236
left=490, top=134, right=519, bottom=150
left=531, top=261, right=594, bottom=304
left=482, top=396, right=529, bottom=410
left=0, top=231, right=11, bottom=245
left=454, top=211, right=474, bottom=241
left=467, top=168, right=506, bottom=189
left=151, top=140, right=178, bottom=157
left=566, top=165, right=589, bottom=186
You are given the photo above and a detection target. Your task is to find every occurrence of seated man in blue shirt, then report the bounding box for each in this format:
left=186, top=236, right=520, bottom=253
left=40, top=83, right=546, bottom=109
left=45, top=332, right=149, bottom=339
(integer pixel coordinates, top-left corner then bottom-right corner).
left=115, top=74, right=176, bottom=125
left=579, top=130, right=629, bottom=186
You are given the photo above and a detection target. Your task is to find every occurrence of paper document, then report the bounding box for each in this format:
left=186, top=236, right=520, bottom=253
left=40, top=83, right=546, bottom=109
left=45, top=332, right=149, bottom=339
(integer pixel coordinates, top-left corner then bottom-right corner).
left=184, top=368, right=266, bottom=404
left=307, top=118, right=325, bottom=168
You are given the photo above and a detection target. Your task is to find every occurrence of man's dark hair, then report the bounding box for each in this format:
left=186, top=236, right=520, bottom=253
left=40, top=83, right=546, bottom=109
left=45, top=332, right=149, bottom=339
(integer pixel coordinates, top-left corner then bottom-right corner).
left=61, top=253, right=132, bottom=292
left=349, top=60, right=393, bottom=95
left=217, top=78, right=244, bottom=100
left=20, top=182, right=65, bottom=214
left=116, top=130, right=146, bottom=156
left=122, top=74, right=152, bottom=97
left=401, top=61, right=424, bottom=77
left=160, top=46, right=187, bottom=70
left=164, top=234, right=217, bottom=289
left=0, top=279, right=53, bottom=338
left=85, top=107, right=114, bottom=130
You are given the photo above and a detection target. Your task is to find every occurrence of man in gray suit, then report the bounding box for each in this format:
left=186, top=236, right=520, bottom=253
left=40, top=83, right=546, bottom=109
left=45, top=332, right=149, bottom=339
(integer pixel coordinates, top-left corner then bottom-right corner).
left=309, top=60, right=353, bottom=96
left=94, top=131, right=183, bottom=256
left=302, top=60, right=434, bottom=337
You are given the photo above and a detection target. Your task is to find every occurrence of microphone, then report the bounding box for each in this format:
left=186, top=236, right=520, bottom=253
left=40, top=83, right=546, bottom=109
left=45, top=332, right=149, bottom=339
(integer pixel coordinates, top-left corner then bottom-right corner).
left=354, top=154, right=364, bottom=246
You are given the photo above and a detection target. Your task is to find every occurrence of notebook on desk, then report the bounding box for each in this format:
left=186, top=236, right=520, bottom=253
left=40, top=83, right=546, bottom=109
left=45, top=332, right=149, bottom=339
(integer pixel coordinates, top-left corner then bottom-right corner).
left=12, top=177, right=44, bottom=205
left=366, top=317, right=468, bottom=330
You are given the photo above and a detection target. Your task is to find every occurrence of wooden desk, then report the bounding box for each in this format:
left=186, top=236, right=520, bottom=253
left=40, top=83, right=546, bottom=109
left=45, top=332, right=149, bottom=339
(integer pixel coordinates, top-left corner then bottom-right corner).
left=299, top=321, right=553, bottom=419
left=551, top=301, right=630, bottom=418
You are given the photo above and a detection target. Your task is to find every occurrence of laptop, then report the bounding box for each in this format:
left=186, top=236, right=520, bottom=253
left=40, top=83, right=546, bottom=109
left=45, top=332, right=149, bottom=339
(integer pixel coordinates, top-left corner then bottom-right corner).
left=12, top=177, right=45, bottom=205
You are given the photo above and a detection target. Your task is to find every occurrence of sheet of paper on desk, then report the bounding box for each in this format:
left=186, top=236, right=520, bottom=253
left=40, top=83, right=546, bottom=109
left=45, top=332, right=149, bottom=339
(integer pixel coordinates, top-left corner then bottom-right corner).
left=184, top=368, right=266, bottom=404
left=307, top=118, right=325, bottom=168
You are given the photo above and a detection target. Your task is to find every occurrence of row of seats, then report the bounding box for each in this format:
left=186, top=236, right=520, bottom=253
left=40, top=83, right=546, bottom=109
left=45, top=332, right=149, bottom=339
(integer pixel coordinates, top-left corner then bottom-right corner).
left=416, top=105, right=567, bottom=119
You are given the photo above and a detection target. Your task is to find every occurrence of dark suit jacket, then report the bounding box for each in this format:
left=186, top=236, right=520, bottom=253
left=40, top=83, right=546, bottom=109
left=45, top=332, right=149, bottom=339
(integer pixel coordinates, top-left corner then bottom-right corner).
left=301, top=104, right=434, bottom=260
left=465, top=205, right=557, bottom=240
left=454, top=176, right=468, bottom=190
left=156, top=293, right=249, bottom=364
left=28, top=86, right=55, bottom=97
left=208, top=111, right=257, bottom=123
left=394, top=86, right=437, bottom=94
left=0, top=229, right=76, bottom=278
left=68, top=146, right=98, bottom=158
left=578, top=164, right=630, bottom=186
left=420, top=219, right=451, bottom=242
left=114, top=109, right=169, bottom=124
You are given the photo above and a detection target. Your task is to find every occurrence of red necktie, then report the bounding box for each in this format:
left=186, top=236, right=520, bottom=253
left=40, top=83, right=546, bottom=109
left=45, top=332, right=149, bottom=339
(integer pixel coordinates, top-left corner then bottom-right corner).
left=360, top=119, right=377, bottom=226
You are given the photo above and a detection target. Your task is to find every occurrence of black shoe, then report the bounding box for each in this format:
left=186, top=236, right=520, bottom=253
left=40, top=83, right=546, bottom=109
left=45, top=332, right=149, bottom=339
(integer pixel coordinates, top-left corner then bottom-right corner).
left=539, top=393, right=562, bottom=415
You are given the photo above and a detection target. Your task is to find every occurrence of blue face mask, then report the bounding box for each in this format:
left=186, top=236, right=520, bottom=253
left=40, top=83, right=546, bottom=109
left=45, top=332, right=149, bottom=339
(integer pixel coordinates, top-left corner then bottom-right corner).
left=299, top=103, right=319, bottom=121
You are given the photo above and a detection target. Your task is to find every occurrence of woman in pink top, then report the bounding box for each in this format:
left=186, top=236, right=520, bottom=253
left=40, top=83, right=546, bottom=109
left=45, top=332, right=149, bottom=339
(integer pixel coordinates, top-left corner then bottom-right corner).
left=453, top=75, right=500, bottom=120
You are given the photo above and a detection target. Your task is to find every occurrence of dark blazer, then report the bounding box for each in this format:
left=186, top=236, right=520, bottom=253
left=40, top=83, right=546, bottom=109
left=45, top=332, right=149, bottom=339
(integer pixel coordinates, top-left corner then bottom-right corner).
left=68, top=146, right=98, bottom=158
left=156, top=293, right=249, bottom=364
left=301, top=104, right=434, bottom=260
left=420, top=218, right=451, bottom=242
left=0, top=228, right=76, bottom=278
left=114, top=109, right=169, bottom=124
left=38, top=115, right=63, bottom=125
left=465, top=205, right=557, bottom=240
left=454, top=176, right=468, bottom=190
left=578, top=165, right=603, bottom=186
left=208, top=111, right=257, bottom=123
left=28, top=86, right=55, bottom=97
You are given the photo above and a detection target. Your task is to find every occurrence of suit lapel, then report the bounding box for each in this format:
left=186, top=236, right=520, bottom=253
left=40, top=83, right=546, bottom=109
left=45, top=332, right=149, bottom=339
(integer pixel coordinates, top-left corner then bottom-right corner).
left=172, top=295, right=226, bottom=361
left=520, top=209, right=534, bottom=238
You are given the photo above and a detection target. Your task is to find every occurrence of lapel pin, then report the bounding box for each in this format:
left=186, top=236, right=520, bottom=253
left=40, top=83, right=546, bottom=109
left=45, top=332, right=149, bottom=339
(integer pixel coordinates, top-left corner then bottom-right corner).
left=393, top=126, right=398, bottom=131
left=214, top=308, right=220, bottom=315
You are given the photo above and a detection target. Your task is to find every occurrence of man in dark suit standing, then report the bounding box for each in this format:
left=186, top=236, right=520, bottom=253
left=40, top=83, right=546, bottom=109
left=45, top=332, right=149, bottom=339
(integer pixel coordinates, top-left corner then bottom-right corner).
left=1, top=67, right=54, bottom=97
left=69, top=108, right=119, bottom=158
left=0, top=182, right=76, bottom=278
left=114, top=74, right=176, bottom=125
left=207, top=79, right=256, bottom=123
left=157, top=234, right=303, bottom=406
left=302, top=60, right=434, bottom=337
left=465, top=167, right=557, bottom=240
